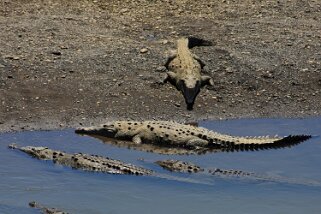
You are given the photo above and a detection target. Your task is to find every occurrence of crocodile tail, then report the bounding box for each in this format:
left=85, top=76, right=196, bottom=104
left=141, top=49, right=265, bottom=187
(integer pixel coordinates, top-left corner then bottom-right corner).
left=187, top=37, right=213, bottom=48
left=260, top=134, right=312, bottom=149
left=223, top=135, right=312, bottom=152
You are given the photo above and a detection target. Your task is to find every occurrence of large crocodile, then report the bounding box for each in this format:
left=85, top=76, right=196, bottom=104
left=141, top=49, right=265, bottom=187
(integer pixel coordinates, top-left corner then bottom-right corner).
left=75, top=120, right=311, bottom=151
left=163, top=37, right=214, bottom=110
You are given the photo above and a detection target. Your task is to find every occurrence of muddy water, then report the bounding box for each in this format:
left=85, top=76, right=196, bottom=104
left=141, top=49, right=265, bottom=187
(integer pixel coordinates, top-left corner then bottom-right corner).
left=1, top=118, right=321, bottom=214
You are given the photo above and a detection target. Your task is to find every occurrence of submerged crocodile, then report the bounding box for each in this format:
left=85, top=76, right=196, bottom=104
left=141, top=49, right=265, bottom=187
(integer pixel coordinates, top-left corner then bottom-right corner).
left=156, top=159, right=255, bottom=177
left=156, top=159, right=255, bottom=176
left=29, top=201, right=68, bottom=214
left=164, top=37, right=214, bottom=110
left=155, top=160, right=320, bottom=186
left=75, top=120, right=311, bottom=151
left=9, top=144, right=152, bottom=175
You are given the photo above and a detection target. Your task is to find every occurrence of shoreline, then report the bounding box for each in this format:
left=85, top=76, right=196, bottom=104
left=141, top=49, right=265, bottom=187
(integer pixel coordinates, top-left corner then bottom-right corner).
left=1, top=0, right=321, bottom=133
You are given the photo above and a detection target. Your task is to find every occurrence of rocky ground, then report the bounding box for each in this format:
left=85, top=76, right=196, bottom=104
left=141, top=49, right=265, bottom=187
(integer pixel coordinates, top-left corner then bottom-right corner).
left=1, top=0, right=321, bottom=132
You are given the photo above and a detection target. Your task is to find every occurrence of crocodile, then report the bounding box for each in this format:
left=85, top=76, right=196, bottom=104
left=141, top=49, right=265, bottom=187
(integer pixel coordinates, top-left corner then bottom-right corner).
left=163, top=37, right=214, bottom=110
left=8, top=144, right=152, bottom=175
left=156, top=159, right=255, bottom=176
left=75, top=120, right=311, bottom=151
left=29, top=201, right=68, bottom=214
left=155, top=159, right=320, bottom=186
left=156, top=159, right=254, bottom=176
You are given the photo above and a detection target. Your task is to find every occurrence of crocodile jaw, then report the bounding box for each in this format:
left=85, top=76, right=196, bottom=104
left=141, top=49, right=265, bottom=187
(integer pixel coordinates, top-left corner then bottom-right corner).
left=182, top=86, right=200, bottom=110
left=75, top=124, right=118, bottom=138
left=179, top=79, right=201, bottom=110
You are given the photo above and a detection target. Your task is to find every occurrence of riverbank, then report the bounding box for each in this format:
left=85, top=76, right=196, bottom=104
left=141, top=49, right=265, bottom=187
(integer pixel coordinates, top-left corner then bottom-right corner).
left=1, top=0, right=320, bottom=132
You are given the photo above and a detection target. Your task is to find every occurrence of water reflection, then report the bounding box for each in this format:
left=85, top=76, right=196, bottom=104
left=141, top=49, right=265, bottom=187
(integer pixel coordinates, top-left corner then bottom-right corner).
left=84, top=135, right=219, bottom=155
left=78, top=131, right=311, bottom=155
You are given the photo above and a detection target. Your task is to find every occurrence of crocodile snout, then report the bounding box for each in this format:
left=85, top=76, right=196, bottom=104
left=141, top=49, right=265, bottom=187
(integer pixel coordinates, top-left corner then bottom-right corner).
left=183, top=87, right=200, bottom=110
left=75, top=125, right=117, bottom=137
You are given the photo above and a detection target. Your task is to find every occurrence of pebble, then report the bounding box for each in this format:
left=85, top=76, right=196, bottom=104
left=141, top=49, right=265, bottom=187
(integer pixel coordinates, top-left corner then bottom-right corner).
left=120, top=8, right=129, bottom=14
left=262, top=71, right=273, bottom=78
left=51, top=51, right=62, bottom=56
left=162, top=40, right=169, bottom=44
left=4, top=55, right=19, bottom=60
left=140, top=48, right=148, bottom=54
left=0, top=63, right=5, bottom=68
left=155, top=66, right=166, bottom=72
left=226, top=67, right=233, bottom=73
